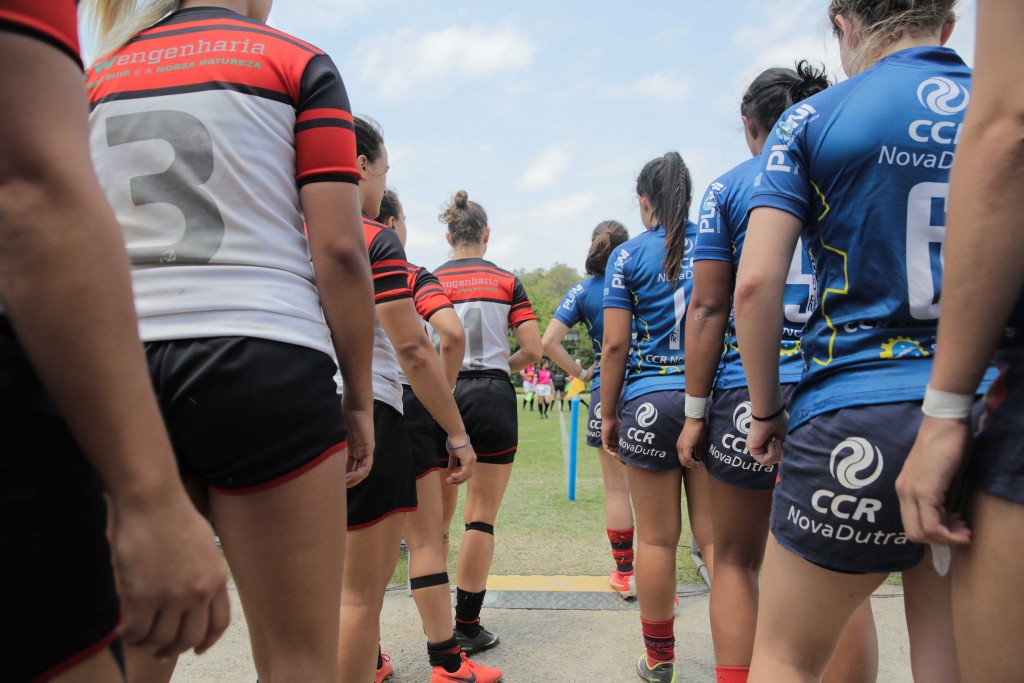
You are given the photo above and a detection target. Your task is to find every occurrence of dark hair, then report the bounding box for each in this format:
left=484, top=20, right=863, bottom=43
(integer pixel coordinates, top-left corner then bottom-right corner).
left=829, top=0, right=956, bottom=60
left=636, top=152, right=692, bottom=282
left=354, top=116, right=385, bottom=162
left=439, top=190, right=488, bottom=246
left=585, top=220, right=630, bottom=276
left=377, top=189, right=402, bottom=224
left=741, top=61, right=831, bottom=132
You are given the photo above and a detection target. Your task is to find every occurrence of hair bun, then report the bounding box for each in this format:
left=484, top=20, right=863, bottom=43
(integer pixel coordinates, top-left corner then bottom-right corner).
left=454, top=190, right=469, bottom=209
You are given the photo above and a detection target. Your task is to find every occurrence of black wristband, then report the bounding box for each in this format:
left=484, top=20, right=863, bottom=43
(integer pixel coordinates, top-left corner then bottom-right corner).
left=752, top=405, right=786, bottom=422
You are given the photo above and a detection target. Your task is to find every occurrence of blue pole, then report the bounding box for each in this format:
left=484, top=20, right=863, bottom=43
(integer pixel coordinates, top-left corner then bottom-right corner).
left=568, top=396, right=580, bottom=501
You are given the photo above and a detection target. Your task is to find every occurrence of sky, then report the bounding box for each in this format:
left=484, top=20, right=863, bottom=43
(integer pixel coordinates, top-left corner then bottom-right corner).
left=85, top=1, right=978, bottom=273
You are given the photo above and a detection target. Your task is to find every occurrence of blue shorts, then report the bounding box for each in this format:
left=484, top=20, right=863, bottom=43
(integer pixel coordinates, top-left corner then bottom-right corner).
left=770, top=402, right=925, bottom=574
left=705, top=385, right=795, bottom=491
left=586, top=384, right=602, bottom=448
left=970, top=348, right=1024, bottom=504
left=617, top=391, right=686, bottom=471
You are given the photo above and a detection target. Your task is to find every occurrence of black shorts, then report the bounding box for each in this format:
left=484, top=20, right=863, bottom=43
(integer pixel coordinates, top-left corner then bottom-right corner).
left=617, top=390, right=686, bottom=471
left=771, top=402, right=924, bottom=574
left=971, top=348, right=1024, bottom=503
left=402, top=385, right=443, bottom=479
left=448, top=371, right=518, bottom=465
left=553, top=377, right=566, bottom=392
left=0, top=317, right=120, bottom=682
left=705, top=385, right=796, bottom=491
left=146, top=337, right=347, bottom=493
left=586, top=384, right=603, bottom=448
left=347, top=401, right=417, bottom=529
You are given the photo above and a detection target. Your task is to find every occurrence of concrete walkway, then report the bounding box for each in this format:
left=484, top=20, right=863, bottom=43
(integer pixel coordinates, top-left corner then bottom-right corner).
left=171, top=579, right=914, bottom=682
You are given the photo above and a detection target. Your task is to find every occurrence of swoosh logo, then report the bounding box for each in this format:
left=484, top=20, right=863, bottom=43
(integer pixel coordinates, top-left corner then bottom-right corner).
left=440, top=672, right=477, bottom=683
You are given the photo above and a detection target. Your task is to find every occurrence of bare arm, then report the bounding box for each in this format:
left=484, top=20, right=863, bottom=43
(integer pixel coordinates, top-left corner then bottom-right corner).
left=734, top=208, right=802, bottom=463
left=542, top=319, right=587, bottom=379
left=379, top=299, right=475, bottom=483
left=897, top=0, right=1024, bottom=546
left=0, top=34, right=227, bottom=656
left=303, top=182, right=376, bottom=483
left=684, top=260, right=734, bottom=400
left=509, top=320, right=543, bottom=373
left=599, top=307, right=632, bottom=455
left=426, top=307, right=465, bottom=390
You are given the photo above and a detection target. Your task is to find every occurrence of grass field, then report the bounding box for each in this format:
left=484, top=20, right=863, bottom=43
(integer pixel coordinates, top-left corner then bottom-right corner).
left=391, top=393, right=705, bottom=585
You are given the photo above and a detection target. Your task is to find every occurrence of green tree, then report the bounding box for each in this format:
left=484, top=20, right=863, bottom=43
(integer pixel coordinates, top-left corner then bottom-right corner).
left=509, top=263, right=596, bottom=374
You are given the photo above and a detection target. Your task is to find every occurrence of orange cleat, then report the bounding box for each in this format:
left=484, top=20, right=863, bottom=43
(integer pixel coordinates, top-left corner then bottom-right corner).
left=431, top=652, right=503, bottom=682
left=374, top=652, right=393, bottom=683
left=609, top=569, right=637, bottom=598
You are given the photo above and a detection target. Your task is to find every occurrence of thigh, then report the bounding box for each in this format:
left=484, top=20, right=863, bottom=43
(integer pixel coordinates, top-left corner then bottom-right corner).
left=405, top=470, right=444, bottom=548
left=706, top=386, right=789, bottom=490
left=347, top=401, right=417, bottom=530
left=708, top=475, right=772, bottom=566
left=771, top=402, right=926, bottom=574
left=463, top=462, right=514, bottom=524
left=0, top=319, right=120, bottom=682
left=627, top=465, right=682, bottom=545
left=148, top=337, right=347, bottom=492
left=952, top=489, right=1024, bottom=680
left=617, top=390, right=686, bottom=472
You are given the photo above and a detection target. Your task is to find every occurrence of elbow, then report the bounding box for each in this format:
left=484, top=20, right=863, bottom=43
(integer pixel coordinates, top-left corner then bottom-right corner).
left=396, top=337, right=434, bottom=374
left=542, top=337, right=559, bottom=358
left=733, top=275, right=767, bottom=317
left=690, top=299, right=727, bottom=328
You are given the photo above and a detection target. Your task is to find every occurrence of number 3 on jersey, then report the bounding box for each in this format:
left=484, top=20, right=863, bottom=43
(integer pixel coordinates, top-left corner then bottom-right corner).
left=907, top=182, right=948, bottom=320
left=106, top=110, right=226, bottom=265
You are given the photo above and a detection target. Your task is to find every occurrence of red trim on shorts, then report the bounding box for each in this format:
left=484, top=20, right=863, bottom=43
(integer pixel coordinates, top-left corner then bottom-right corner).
left=476, top=445, right=517, bottom=458
left=31, top=623, right=119, bottom=683
left=416, top=466, right=442, bottom=480
left=347, top=505, right=417, bottom=531
left=211, top=440, right=348, bottom=495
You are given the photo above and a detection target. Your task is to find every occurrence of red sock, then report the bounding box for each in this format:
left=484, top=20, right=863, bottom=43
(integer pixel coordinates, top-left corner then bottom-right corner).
left=640, top=616, right=674, bottom=664
left=607, top=527, right=635, bottom=573
left=716, top=665, right=749, bottom=683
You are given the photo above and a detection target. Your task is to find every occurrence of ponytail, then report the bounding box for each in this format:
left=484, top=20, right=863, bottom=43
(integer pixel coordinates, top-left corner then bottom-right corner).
left=636, top=152, right=692, bottom=282
left=584, top=220, right=629, bottom=276
left=83, top=0, right=181, bottom=60
left=741, top=60, right=831, bottom=132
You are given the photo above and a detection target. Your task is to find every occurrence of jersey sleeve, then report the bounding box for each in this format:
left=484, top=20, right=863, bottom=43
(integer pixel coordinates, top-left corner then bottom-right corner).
left=553, top=283, right=585, bottom=327
left=368, top=228, right=412, bottom=304
left=410, top=266, right=453, bottom=321
left=508, top=277, right=537, bottom=328
left=694, top=182, right=733, bottom=263
left=0, top=0, right=81, bottom=66
left=748, top=103, right=816, bottom=222
left=603, top=244, right=634, bottom=311
left=294, top=53, right=359, bottom=187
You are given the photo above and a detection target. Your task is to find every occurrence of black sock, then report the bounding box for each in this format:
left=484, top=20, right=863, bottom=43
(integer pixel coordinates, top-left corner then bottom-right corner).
left=428, top=636, right=463, bottom=673
left=455, top=588, right=486, bottom=637
left=376, top=646, right=383, bottom=669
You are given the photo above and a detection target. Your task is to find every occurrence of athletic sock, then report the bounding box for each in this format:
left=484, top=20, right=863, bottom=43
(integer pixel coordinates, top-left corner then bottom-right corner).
left=455, top=588, right=486, bottom=637
left=715, top=666, right=749, bottom=682
left=428, top=635, right=464, bottom=673
left=608, top=527, right=635, bottom=573
left=376, top=646, right=383, bottom=670
left=641, top=616, right=675, bottom=665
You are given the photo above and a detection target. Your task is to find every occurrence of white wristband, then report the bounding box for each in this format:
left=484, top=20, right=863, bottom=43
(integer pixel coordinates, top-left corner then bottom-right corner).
left=684, top=393, right=708, bottom=419
left=921, top=385, right=973, bottom=420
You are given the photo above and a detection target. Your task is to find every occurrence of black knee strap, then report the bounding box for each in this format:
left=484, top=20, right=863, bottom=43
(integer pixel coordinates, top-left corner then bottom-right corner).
left=465, top=521, right=494, bottom=535
left=410, top=572, right=450, bottom=590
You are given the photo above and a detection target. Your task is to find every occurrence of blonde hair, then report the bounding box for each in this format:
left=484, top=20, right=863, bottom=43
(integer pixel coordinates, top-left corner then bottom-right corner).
left=83, top=0, right=182, bottom=60
left=829, top=0, right=957, bottom=68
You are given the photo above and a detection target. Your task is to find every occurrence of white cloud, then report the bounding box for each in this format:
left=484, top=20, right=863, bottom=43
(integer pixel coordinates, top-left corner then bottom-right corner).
left=520, top=147, right=573, bottom=190
left=358, top=24, right=535, bottom=100
left=603, top=71, right=692, bottom=103
left=267, top=0, right=372, bottom=34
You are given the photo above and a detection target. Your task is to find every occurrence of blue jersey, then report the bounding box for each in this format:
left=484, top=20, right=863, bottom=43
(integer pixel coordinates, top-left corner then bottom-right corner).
left=553, top=276, right=607, bottom=388
left=603, top=222, right=698, bottom=401
left=695, top=154, right=814, bottom=390
left=749, top=47, right=995, bottom=427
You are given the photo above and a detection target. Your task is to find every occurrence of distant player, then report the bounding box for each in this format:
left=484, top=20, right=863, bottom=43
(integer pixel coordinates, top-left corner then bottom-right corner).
left=543, top=220, right=638, bottom=598
left=435, top=190, right=543, bottom=654
left=732, top=2, right=991, bottom=680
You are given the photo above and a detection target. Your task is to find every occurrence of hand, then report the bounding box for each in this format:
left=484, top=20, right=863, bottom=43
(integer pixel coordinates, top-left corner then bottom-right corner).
left=582, top=365, right=595, bottom=382
left=747, top=411, right=788, bottom=466
left=107, top=491, right=229, bottom=659
left=341, top=405, right=374, bottom=488
left=602, top=416, right=621, bottom=460
left=896, top=415, right=973, bottom=545
left=445, top=434, right=476, bottom=485
left=677, top=417, right=707, bottom=469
